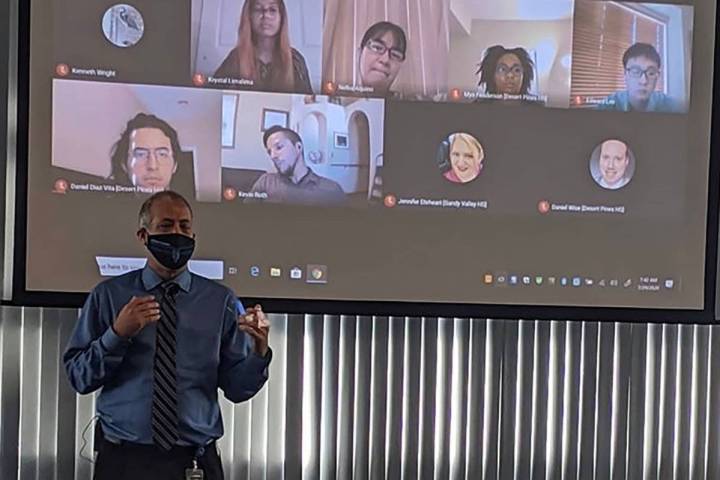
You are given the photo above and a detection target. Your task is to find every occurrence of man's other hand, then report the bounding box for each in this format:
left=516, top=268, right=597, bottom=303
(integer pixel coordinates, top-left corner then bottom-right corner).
left=237, top=305, right=270, bottom=357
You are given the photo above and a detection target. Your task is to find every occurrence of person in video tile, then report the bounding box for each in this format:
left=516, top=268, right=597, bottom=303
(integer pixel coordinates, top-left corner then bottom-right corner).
left=598, top=43, right=679, bottom=113
left=247, top=126, right=345, bottom=205
left=214, top=0, right=312, bottom=93
left=442, top=133, right=484, bottom=184
left=477, top=45, right=535, bottom=97
left=358, top=21, right=407, bottom=96
left=592, top=139, right=633, bottom=190
left=108, top=114, right=181, bottom=193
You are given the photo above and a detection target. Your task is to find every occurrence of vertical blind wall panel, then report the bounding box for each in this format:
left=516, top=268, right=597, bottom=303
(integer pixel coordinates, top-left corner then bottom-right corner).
left=449, top=318, right=469, bottom=480
left=531, top=321, right=550, bottom=480
left=692, top=325, right=710, bottom=480
left=367, top=316, right=387, bottom=480
left=2, top=307, right=720, bottom=479
left=707, top=330, right=720, bottom=479
left=659, top=324, right=679, bottom=479
left=561, top=321, right=583, bottom=480
left=320, top=314, right=340, bottom=480
left=0, top=307, right=21, bottom=480
left=627, top=323, right=648, bottom=480
left=484, top=319, right=505, bottom=480
left=386, top=317, right=406, bottom=480
left=400, top=317, right=422, bottom=480
left=463, top=318, right=486, bottom=480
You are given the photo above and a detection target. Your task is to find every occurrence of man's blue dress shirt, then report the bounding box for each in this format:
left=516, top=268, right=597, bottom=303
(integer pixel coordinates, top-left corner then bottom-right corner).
left=64, top=266, right=271, bottom=446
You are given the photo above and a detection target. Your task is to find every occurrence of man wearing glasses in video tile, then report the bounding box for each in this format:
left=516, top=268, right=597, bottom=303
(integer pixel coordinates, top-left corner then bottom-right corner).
left=598, top=42, right=680, bottom=113
left=108, top=114, right=184, bottom=194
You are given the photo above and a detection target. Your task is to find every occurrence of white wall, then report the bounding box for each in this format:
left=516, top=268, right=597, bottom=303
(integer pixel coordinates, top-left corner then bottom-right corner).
left=291, top=97, right=384, bottom=194
left=52, top=80, right=143, bottom=177
left=221, top=91, right=293, bottom=172
left=345, top=99, right=384, bottom=195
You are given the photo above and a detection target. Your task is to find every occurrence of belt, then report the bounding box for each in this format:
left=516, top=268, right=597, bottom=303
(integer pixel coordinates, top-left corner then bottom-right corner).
left=96, top=422, right=216, bottom=458
left=101, top=436, right=216, bottom=458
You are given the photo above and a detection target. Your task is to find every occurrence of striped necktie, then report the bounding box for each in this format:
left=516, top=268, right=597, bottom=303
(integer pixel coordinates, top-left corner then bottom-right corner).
left=152, top=282, right=180, bottom=451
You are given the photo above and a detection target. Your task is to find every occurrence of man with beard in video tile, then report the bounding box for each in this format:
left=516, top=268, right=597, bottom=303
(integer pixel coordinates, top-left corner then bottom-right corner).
left=598, top=43, right=680, bottom=113
left=246, top=126, right=345, bottom=205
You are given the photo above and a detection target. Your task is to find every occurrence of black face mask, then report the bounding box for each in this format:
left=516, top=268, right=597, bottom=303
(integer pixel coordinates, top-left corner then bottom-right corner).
left=145, top=233, right=195, bottom=270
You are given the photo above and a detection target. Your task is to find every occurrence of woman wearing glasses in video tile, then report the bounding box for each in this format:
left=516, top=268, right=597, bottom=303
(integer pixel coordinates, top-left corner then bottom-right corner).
left=476, top=45, right=543, bottom=104
left=358, top=21, right=407, bottom=96
left=214, top=0, right=312, bottom=94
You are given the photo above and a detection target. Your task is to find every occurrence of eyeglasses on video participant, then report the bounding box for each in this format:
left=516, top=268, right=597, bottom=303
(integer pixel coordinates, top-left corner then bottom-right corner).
left=109, top=114, right=183, bottom=193
left=215, top=0, right=312, bottom=94
left=358, top=21, right=407, bottom=96
left=598, top=43, right=680, bottom=113
left=477, top=45, right=536, bottom=98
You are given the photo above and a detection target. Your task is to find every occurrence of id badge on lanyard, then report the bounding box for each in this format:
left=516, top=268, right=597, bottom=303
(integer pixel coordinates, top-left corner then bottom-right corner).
left=185, top=459, right=204, bottom=480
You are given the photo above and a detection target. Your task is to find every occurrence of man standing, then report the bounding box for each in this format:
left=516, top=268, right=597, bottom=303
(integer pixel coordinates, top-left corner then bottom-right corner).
left=247, top=126, right=346, bottom=205
left=64, top=191, right=271, bottom=480
left=598, top=43, right=680, bottom=113
left=594, top=139, right=632, bottom=190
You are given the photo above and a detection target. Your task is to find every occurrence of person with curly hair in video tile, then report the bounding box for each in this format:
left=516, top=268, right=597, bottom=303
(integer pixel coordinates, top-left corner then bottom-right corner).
left=108, top=114, right=186, bottom=194
left=477, top=45, right=536, bottom=97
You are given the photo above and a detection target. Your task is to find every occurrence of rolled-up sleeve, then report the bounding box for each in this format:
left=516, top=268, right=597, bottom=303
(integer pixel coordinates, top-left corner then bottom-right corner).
left=217, top=298, right=271, bottom=403
left=63, top=288, right=131, bottom=394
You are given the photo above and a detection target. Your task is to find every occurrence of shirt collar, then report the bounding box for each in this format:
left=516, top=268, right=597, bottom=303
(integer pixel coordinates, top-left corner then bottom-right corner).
left=141, top=265, right=192, bottom=293
left=296, top=168, right=318, bottom=185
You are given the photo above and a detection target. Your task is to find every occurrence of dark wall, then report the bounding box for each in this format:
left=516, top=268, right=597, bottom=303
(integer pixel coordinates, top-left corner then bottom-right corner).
left=1, top=0, right=9, bottom=165
left=0, top=0, right=11, bottom=292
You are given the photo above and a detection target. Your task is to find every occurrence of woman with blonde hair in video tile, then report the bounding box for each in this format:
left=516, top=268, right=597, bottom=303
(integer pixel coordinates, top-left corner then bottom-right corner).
left=443, top=133, right=484, bottom=184
left=215, top=0, right=312, bottom=93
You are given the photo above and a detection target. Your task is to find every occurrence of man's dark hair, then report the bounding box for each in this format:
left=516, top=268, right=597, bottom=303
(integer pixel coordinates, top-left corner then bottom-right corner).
left=360, top=21, right=407, bottom=56
left=109, top=113, right=182, bottom=184
left=138, top=190, right=193, bottom=229
left=622, top=42, right=661, bottom=69
left=476, top=45, right=535, bottom=95
left=263, top=125, right=303, bottom=148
